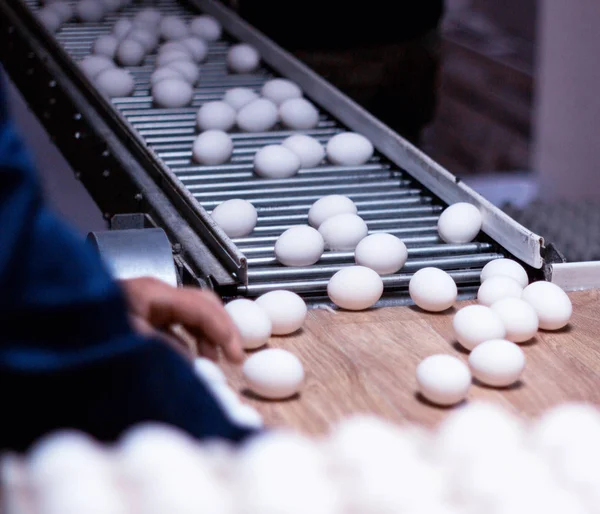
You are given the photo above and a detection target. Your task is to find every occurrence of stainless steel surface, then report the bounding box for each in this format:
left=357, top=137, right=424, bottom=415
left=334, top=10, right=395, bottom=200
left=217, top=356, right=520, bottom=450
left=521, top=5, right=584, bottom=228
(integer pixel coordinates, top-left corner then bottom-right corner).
left=547, top=262, right=600, bottom=292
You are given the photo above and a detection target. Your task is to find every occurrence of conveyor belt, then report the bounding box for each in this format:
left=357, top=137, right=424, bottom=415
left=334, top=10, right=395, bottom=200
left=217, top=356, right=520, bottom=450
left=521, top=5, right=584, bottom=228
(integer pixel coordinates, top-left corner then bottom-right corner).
left=20, top=0, right=511, bottom=301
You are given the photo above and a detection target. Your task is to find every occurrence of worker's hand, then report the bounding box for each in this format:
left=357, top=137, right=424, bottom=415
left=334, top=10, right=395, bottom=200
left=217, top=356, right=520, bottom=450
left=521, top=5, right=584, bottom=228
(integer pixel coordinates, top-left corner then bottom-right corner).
left=120, top=277, right=244, bottom=364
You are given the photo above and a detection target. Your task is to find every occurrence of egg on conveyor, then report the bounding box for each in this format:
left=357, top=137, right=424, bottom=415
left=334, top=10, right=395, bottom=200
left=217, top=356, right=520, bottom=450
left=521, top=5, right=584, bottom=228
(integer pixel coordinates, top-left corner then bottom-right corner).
left=416, top=354, right=471, bottom=406
left=196, top=101, right=237, bottom=132
left=194, top=357, right=227, bottom=384
left=134, top=7, right=162, bottom=28
left=37, top=8, right=62, bottom=33
left=355, top=233, right=408, bottom=275
left=94, top=68, right=134, bottom=98
left=76, top=0, right=105, bottom=23
left=477, top=275, right=523, bottom=306
left=318, top=213, right=368, bottom=250
left=521, top=281, right=572, bottom=330
left=164, top=60, right=200, bottom=85
left=327, top=265, right=384, bottom=311
left=281, top=134, right=325, bottom=169
left=236, top=98, right=278, bottom=132
left=156, top=49, right=193, bottom=67
left=437, top=202, right=483, bottom=244
left=255, top=290, right=307, bottom=335
left=254, top=145, right=301, bottom=179
left=468, top=339, right=525, bottom=388
left=116, top=38, right=146, bottom=66
left=326, top=132, right=374, bottom=166
left=79, top=55, right=115, bottom=80
left=261, top=78, right=302, bottom=106
left=243, top=349, right=304, bottom=400
left=152, top=78, right=193, bottom=108
left=223, top=87, right=259, bottom=111
left=210, top=199, right=257, bottom=238
left=192, top=130, right=233, bottom=166
left=150, top=67, right=183, bottom=86
left=189, top=15, right=222, bottom=41
left=93, top=34, right=119, bottom=59
left=480, top=258, right=528, bottom=288
left=274, top=225, right=324, bottom=267
left=307, top=194, right=357, bottom=228
left=225, top=299, right=272, bottom=349
left=128, top=28, right=158, bottom=53
left=227, top=43, right=260, bottom=74
left=490, top=297, right=538, bottom=343
left=180, top=37, right=209, bottom=62
left=279, top=98, right=320, bottom=130
left=112, top=18, right=133, bottom=39
left=159, top=15, right=189, bottom=41
left=46, top=1, right=73, bottom=23
left=408, top=267, right=457, bottom=312
left=453, top=304, right=507, bottom=351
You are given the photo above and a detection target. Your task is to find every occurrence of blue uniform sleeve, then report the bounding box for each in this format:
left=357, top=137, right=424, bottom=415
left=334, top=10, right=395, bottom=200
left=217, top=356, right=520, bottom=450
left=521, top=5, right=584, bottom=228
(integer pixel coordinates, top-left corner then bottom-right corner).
left=0, top=73, right=253, bottom=451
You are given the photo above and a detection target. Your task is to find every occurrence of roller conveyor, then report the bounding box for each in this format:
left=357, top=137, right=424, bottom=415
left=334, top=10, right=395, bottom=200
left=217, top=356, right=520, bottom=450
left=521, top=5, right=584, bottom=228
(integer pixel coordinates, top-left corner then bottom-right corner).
left=1, top=0, right=551, bottom=302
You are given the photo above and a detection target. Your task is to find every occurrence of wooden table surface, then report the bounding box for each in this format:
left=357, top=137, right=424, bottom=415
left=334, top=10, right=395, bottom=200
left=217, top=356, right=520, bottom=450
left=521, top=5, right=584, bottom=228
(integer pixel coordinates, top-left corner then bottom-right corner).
left=223, top=289, right=600, bottom=435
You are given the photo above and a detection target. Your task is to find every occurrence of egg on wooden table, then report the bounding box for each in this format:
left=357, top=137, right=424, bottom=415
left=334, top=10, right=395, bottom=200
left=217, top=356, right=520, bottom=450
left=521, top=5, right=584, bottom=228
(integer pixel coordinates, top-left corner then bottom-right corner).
left=307, top=194, right=357, bottom=228
left=128, top=28, right=158, bottom=53
left=150, top=67, right=183, bottom=86
left=468, top=339, right=525, bottom=387
left=416, top=354, right=471, bottom=406
left=76, top=0, right=105, bottom=22
left=227, top=44, right=261, bottom=74
left=490, top=297, right=538, bottom=343
left=116, top=38, right=146, bottom=66
left=261, top=78, right=302, bottom=105
left=326, top=132, right=374, bottom=166
left=210, top=198, right=257, bottom=238
left=477, top=275, right=523, bottom=306
left=192, top=130, right=233, bottom=166
left=79, top=55, right=115, bottom=80
left=453, top=304, right=507, bottom=351
left=112, top=18, right=133, bottom=39
left=409, top=267, right=457, bottom=312
left=236, top=98, right=278, bottom=132
left=254, top=145, right=301, bottom=179
left=95, top=68, right=135, bottom=97
left=37, top=8, right=62, bottom=32
left=480, top=258, right=529, bottom=288
left=521, top=281, right=572, bottom=330
left=225, top=299, right=271, bottom=349
left=255, top=290, right=307, bottom=335
left=437, top=202, right=483, bottom=244
left=152, top=78, right=193, bottom=108
left=275, top=225, right=324, bottom=267
left=159, top=15, right=189, bottom=41
left=164, top=60, right=200, bottom=85
left=196, top=101, right=237, bottom=132
left=318, top=213, right=368, bottom=250
left=282, top=134, right=325, bottom=168
left=93, top=34, right=119, bottom=59
left=223, top=87, right=259, bottom=111
left=180, top=37, right=209, bottom=62
left=355, top=233, right=408, bottom=275
left=279, top=98, right=320, bottom=130
left=327, top=265, right=383, bottom=310
left=242, top=349, right=304, bottom=399
left=190, top=15, right=222, bottom=41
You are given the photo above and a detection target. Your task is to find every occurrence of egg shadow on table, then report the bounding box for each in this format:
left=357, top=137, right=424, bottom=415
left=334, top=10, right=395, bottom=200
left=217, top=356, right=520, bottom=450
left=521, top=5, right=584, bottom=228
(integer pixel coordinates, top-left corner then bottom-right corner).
left=451, top=341, right=470, bottom=355
left=241, top=388, right=301, bottom=403
left=472, top=378, right=525, bottom=391
left=409, top=305, right=457, bottom=316
left=245, top=343, right=272, bottom=353
left=539, top=324, right=573, bottom=335
left=414, top=392, right=466, bottom=409
left=518, top=336, right=540, bottom=347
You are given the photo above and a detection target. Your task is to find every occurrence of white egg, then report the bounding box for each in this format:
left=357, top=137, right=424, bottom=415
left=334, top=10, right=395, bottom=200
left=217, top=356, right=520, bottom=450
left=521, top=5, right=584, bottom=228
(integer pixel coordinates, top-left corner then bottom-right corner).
left=468, top=339, right=525, bottom=387
left=274, top=225, right=325, bottom=267
left=409, top=267, right=457, bottom=312
left=192, top=130, right=233, bottom=166
left=261, top=78, right=303, bottom=105
left=156, top=49, right=193, bottom=67
left=223, top=87, right=259, bottom=111
left=37, top=8, right=62, bottom=32
left=225, top=299, right=271, bottom=349
left=134, top=8, right=162, bottom=28
left=227, top=404, right=264, bottom=429
left=437, top=202, right=483, bottom=244
left=193, top=357, right=227, bottom=384
left=521, top=281, right=572, bottom=330
left=76, top=0, right=105, bottom=22
left=416, top=354, right=470, bottom=406
left=243, top=348, right=304, bottom=399
left=189, top=15, right=222, bottom=42
left=150, top=67, right=182, bottom=86
left=254, top=145, right=301, bottom=179
left=159, top=15, right=188, bottom=41
left=196, top=101, right=236, bottom=132
left=279, top=98, right=320, bottom=130
left=79, top=55, right=115, bottom=80
left=94, top=68, right=134, bottom=97
left=255, top=290, right=307, bottom=335
left=477, top=275, right=523, bottom=306
left=127, top=28, right=158, bottom=53
left=47, top=1, right=73, bottom=23
left=159, top=41, right=187, bottom=54
left=318, top=213, right=368, bottom=250
left=282, top=134, right=325, bottom=168
left=355, top=233, right=408, bottom=275
left=116, top=39, right=145, bottom=66
left=152, top=78, right=193, bottom=108
left=210, top=198, right=257, bottom=238
left=180, top=37, right=209, bottom=62
left=236, top=98, right=278, bottom=132
left=165, top=60, right=200, bottom=84
left=453, top=304, right=507, bottom=351
left=480, top=258, right=529, bottom=288
left=307, top=194, right=357, bottom=228
left=112, top=18, right=133, bottom=39
left=490, top=297, right=539, bottom=343
left=327, top=265, right=383, bottom=311
left=227, top=43, right=260, bottom=73
left=93, top=34, right=118, bottom=59
left=326, top=132, right=374, bottom=166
